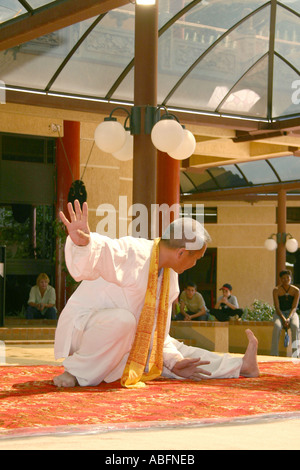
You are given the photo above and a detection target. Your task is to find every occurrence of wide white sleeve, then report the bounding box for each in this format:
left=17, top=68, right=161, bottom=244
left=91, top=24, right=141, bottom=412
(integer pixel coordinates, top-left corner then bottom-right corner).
left=64, top=233, right=142, bottom=285
left=163, top=334, right=184, bottom=371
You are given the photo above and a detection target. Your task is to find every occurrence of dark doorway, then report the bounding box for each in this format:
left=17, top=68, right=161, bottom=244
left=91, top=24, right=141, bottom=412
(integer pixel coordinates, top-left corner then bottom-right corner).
left=0, top=133, right=56, bottom=318
left=179, top=248, right=217, bottom=310
left=0, top=204, right=56, bottom=316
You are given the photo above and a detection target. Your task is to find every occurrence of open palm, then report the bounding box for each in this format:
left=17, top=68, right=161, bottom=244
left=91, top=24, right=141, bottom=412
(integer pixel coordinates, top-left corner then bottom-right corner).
left=172, top=358, right=211, bottom=381
left=60, top=199, right=90, bottom=246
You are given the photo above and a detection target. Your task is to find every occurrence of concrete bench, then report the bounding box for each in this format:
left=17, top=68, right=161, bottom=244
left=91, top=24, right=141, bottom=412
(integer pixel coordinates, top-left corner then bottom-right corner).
left=170, top=320, right=293, bottom=357
left=170, top=321, right=229, bottom=353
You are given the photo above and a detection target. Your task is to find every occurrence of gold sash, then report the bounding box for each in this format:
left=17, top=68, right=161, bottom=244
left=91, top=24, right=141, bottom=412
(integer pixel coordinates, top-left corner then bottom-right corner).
left=121, top=238, right=170, bottom=389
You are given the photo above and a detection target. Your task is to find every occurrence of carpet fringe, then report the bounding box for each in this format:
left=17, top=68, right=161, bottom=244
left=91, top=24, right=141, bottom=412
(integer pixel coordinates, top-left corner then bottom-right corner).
left=0, top=411, right=300, bottom=440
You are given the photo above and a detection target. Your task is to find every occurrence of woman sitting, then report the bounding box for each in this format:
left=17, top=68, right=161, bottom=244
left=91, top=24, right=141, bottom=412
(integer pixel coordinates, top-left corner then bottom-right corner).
left=26, top=273, right=57, bottom=320
left=271, top=270, right=299, bottom=357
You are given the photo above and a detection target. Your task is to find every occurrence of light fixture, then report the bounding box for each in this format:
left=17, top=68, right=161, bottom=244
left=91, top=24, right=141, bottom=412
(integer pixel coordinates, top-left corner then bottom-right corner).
left=264, top=233, right=298, bottom=253
left=94, top=105, right=196, bottom=161
left=150, top=114, right=183, bottom=153
left=136, top=0, right=156, bottom=5
left=264, top=236, right=278, bottom=251
left=94, top=117, right=126, bottom=154
left=112, top=130, right=133, bottom=161
left=285, top=237, right=299, bottom=253
left=168, top=127, right=197, bottom=160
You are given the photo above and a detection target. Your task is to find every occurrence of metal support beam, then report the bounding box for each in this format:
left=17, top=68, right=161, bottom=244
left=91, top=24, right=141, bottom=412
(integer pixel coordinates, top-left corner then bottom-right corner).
left=276, top=189, right=287, bottom=283
left=0, top=0, right=128, bottom=51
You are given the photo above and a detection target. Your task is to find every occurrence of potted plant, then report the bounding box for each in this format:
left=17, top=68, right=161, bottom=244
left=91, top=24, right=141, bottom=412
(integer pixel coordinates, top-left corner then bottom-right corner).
left=242, top=299, right=275, bottom=321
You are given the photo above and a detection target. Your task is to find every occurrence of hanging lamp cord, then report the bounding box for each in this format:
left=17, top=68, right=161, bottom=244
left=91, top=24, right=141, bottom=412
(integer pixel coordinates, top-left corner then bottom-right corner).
left=57, top=127, right=74, bottom=182
left=80, top=141, right=95, bottom=181
left=56, top=127, right=95, bottom=183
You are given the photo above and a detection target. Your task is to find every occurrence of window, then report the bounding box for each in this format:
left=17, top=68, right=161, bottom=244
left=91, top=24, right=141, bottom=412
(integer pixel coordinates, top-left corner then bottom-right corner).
left=287, top=207, right=300, bottom=224
left=0, top=134, right=55, bottom=163
left=180, top=205, right=217, bottom=224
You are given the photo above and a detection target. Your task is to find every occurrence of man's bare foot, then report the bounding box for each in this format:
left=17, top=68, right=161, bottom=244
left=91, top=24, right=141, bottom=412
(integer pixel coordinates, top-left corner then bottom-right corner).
left=240, top=329, right=260, bottom=378
left=53, top=370, right=78, bottom=387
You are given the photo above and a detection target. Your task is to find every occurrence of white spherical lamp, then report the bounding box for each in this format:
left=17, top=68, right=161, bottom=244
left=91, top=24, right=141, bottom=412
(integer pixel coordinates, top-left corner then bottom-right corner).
left=112, top=130, right=133, bottom=161
left=94, top=118, right=126, bottom=154
left=168, top=129, right=196, bottom=160
left=286, top=237, right=298, bottom=253
left=264, top=238, right=277, bottom=251
left=151, top=118, right=183, bottom=153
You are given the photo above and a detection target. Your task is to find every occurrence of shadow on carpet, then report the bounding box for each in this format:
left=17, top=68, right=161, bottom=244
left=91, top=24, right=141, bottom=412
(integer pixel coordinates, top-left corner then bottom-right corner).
left=0, top=362, right=299, bottom=438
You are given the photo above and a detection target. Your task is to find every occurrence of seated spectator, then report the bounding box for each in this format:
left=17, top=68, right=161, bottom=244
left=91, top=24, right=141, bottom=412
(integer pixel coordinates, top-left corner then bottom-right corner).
left=271, top=269, right=299, bottom=357
left=211, top=283, right=243, bottom=322
left=26, top=273, right=57, bottom=320
left=178, top=282, right=209, bottom=321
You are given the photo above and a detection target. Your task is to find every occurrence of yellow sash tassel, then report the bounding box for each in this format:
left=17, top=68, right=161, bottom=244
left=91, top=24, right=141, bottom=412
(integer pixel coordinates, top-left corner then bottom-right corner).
left=121, top=238, right=170, bottom=389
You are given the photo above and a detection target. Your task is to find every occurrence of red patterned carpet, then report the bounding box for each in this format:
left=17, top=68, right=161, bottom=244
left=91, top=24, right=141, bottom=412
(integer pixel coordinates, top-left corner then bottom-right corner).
left=0, top=362, right=299, bottom=438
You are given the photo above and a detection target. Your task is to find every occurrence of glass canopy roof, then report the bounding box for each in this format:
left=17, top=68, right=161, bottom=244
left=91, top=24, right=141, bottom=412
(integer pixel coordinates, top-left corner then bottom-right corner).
left=0, top=0, right=300, bottom=121
left=180, top=154, right=300, bottom=195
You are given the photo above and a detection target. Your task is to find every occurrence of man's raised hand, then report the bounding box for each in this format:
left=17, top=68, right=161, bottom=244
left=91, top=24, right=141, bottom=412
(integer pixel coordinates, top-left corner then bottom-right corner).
left=59, top=200, right=90, bottom=246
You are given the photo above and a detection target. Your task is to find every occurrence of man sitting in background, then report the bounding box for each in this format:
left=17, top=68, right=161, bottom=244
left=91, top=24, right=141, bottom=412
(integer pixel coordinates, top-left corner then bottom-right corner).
left=211, top=283, right=243, bottom=322
left=178, top=282, right=208, bottom=321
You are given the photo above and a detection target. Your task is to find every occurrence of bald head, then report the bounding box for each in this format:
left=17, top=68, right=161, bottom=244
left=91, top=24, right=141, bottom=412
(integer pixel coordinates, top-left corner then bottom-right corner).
left=161, top=217, right=211, bottom=251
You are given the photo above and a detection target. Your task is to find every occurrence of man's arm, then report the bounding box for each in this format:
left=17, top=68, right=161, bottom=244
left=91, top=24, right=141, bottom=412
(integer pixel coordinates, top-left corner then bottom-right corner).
left=179, top=300, right=190, bottom=320
left=60, top=199, right=147, bottom=285
left=223, top=297, right=238, bottom=310
left=188, top=293, right=207, bottom=320
left=214, top=297, right=223, bottom=309
left=286, top=286, right=300, bottom=326
left=188, top=306, right=207, bottom=320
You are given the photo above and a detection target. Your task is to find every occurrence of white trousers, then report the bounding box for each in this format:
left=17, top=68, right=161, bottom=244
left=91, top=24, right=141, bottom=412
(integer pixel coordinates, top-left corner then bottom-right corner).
left=63, top=309, right=136, bottom=386
left=168, top=338, right=242, bottom=380
left=63, top=308, right=243, bottom=386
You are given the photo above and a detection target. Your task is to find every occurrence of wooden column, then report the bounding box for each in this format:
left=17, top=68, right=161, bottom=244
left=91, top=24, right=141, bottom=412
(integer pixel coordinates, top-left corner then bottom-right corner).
left=133, top=2, right=158, bottom=238
left=156, top=151, right=180, bottom=235
left=277, top=189, right=287, bottom=283
left=55, top=120, right=80, bottom=313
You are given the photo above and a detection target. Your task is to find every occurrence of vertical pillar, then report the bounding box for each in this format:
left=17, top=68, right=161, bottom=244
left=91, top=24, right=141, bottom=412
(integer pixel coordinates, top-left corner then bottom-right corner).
left=55, top=120, right=80, bottom=313
left=0, top=246, right=5, bottom=327
left=277, top=189, right=287, bottom=283
left=133, top=2, right=158, bottom=238
left=156, top=151, right=180, bottom=235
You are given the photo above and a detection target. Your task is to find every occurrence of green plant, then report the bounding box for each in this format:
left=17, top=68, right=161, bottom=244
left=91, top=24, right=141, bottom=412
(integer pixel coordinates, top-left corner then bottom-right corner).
left=242, top=299, right=275, bottom=321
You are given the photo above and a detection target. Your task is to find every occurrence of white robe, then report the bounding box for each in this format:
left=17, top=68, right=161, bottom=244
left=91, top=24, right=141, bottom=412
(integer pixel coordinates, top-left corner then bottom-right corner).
left=54, top=233, right=242, bottom=385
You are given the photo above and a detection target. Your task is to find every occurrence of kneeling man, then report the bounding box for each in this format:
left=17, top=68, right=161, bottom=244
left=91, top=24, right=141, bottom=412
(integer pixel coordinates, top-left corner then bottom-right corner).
left=54, top=200, right=259, bottom=388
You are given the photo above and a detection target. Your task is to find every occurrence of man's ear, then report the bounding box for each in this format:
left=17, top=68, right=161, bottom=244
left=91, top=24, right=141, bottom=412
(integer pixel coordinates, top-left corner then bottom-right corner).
left=177, top=247, right=186, bottom=258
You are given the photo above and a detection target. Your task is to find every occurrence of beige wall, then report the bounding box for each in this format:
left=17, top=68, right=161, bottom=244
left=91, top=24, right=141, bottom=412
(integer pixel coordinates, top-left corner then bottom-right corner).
left=202, top=200, right=300, bottom=309
left=80, top=121, right=133, bottom=234
left=1, top=103, right=299, bottom=312
left=0, top=103, right=134, bottom=235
